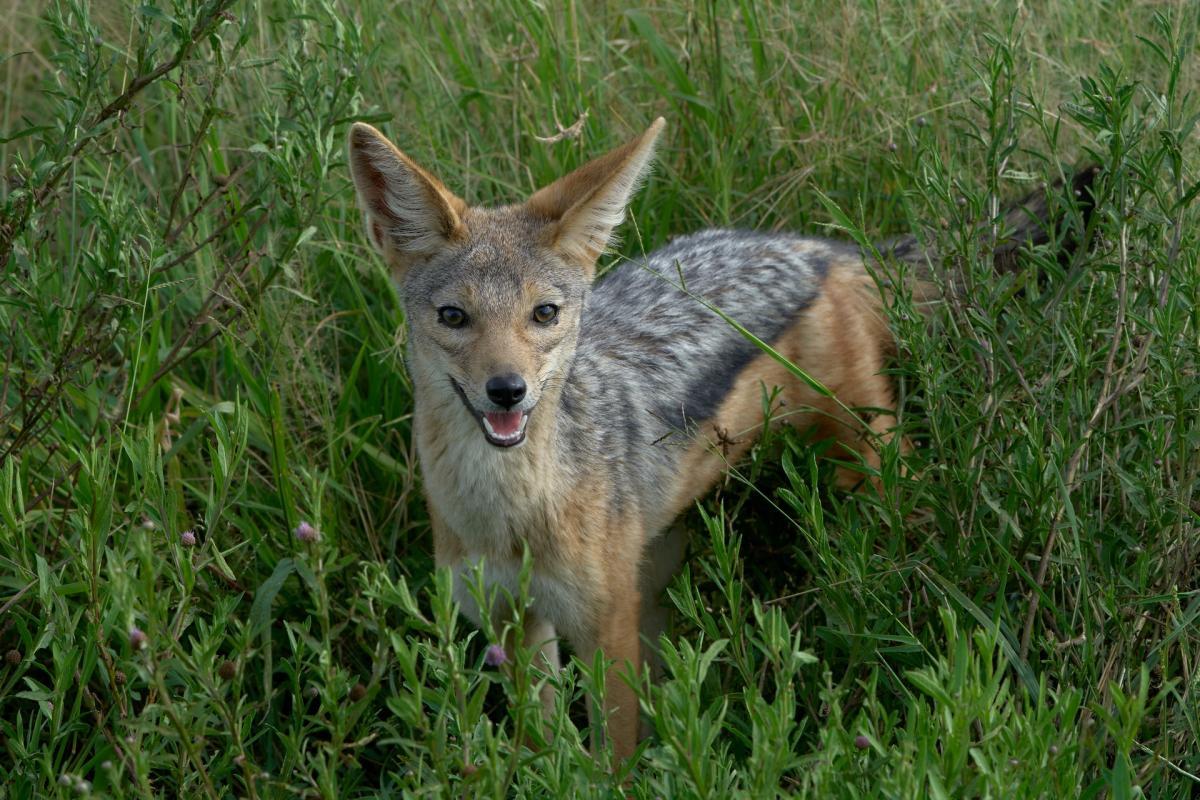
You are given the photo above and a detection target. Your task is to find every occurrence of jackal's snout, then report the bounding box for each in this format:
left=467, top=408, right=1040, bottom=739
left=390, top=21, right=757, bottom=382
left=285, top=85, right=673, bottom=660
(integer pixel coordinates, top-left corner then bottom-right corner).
left=476, top=371, right=531, bottom=447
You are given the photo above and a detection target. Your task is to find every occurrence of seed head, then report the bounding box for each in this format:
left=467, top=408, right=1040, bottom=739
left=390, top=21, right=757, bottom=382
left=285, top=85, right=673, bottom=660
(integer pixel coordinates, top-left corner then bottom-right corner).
left=5, top=648, right=21, bottom=665
left=350, top=682, right=367, bottom=702
left=854, top=734, right=870, bottom=750
left=218, top=660, right=237, bottom=681
left=483, top=644, right=508, bottom=667
left=294, top=521, right=319, bottom=542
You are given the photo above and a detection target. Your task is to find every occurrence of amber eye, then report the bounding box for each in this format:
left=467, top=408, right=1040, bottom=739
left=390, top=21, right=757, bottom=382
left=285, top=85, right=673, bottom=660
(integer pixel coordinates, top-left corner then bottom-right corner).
left=532, top=304, right=559, bottom=324
left=437, top=306, right=467, bottom=328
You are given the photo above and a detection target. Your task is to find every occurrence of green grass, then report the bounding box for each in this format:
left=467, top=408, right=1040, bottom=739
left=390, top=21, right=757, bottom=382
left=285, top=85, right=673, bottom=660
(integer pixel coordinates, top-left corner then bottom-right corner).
left=2, top=0, right=1198, bottom=796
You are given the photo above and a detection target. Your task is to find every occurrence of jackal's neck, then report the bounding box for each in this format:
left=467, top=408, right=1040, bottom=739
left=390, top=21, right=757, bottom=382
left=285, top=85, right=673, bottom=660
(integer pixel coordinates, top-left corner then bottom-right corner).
left=412, top=377, right=576, bottom=557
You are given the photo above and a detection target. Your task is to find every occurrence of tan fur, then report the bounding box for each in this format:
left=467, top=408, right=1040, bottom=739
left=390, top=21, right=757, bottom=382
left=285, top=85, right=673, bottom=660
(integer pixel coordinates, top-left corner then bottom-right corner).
left=665, top=259, right=899, bottom=518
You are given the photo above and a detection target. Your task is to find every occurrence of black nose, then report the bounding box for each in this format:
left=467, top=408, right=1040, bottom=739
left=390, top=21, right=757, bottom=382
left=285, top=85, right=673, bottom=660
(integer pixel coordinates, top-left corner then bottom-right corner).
left=485, top=373, right=526, bottom=408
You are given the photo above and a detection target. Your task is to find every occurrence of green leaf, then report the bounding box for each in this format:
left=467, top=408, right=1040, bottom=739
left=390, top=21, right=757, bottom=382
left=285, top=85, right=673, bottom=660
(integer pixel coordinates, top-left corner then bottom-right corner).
left=250, top=557, right=295, bottom=639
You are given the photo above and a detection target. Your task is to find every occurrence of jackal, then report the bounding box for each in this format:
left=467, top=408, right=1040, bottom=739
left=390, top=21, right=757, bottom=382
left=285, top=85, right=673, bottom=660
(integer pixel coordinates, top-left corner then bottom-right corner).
left=347, top=117, right=1093, bottom=761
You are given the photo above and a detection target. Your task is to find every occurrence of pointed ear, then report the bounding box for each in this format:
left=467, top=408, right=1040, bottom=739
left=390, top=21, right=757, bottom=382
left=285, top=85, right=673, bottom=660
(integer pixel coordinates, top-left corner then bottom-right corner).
left=346, top=123, right=467, bottom=273
left=526, top=117, right=665, bottom=271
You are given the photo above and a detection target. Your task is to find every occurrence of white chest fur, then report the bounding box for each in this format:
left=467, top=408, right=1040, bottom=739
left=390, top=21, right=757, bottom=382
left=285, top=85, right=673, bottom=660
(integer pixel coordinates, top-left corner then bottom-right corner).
left=418, top=406, right=592, bottom=640
left=419, top=406, right=556, bottom=555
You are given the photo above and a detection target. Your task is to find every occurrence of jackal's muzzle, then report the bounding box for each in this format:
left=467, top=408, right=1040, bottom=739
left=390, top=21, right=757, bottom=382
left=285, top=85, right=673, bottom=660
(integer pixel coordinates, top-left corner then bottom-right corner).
left=449, top=377, right=533, bottom=448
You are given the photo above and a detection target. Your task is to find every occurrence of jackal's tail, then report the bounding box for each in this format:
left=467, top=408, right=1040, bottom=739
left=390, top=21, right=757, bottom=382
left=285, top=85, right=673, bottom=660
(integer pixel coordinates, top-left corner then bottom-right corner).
left=878, top=164, right=1101, bottom=283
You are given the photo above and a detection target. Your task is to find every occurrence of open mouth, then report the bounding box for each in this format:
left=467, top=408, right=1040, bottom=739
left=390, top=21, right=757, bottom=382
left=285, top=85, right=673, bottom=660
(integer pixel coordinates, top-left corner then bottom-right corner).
left=480, top=410, right=529, bottom=447
left=450, top=378, right=531, bottom=448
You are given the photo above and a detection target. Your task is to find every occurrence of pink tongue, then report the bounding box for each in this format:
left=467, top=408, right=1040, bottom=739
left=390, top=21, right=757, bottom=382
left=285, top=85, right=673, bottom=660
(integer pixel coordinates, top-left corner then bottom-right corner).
left=485, top=411, right=523, bottom=437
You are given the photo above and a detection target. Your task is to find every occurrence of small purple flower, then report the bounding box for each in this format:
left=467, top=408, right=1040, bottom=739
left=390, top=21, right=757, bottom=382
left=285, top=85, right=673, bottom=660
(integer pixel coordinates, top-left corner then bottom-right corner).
left=129, top=627, right=148, bottom=650
left=180, top=530, right=196, bottom=547
left=854, top=734, right=870, bottom=750
left=483, top=644, right=508, bottom=667
left=294, top=521, right=319, bottom=542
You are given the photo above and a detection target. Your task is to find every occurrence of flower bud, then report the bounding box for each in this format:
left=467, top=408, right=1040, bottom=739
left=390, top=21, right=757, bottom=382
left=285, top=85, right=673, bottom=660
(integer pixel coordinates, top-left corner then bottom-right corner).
left=294, top=521, right=319, bottom=542
left=483, top=644, right=508, bottom=667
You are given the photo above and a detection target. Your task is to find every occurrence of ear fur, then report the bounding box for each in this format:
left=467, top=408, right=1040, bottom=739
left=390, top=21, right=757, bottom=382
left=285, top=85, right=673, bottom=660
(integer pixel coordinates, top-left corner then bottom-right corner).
left=526, top=117, right=665, bottom=271
left=346, top=123, right=467, bottom=272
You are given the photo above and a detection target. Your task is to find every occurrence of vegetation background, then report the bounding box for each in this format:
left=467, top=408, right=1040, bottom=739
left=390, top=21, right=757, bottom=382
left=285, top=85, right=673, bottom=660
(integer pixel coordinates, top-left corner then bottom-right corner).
left=1, top=0, right=1197, bottom=796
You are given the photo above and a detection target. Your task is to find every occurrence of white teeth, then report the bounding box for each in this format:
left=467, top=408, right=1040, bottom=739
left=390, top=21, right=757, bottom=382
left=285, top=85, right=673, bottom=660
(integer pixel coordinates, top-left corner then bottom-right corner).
left=482, top=413, right=528, bottom=441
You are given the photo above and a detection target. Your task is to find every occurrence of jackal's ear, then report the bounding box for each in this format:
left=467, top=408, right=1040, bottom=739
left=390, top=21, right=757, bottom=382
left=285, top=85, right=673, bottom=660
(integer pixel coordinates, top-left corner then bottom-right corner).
left=347, top=123, right=467, bottom=272
left=526, top=117, right=665, bottom=273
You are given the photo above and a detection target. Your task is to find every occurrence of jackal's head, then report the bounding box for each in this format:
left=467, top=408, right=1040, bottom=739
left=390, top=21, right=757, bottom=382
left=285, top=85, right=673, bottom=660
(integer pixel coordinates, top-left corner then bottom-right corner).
left=347, top=118, right=664, bottom=448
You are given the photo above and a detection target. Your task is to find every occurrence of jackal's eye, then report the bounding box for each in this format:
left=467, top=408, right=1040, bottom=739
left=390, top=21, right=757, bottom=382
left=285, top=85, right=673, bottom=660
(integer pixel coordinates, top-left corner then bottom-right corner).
left=532, top=304, right=559, bottom=325
left=437, top=306, right=467, bottom=328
